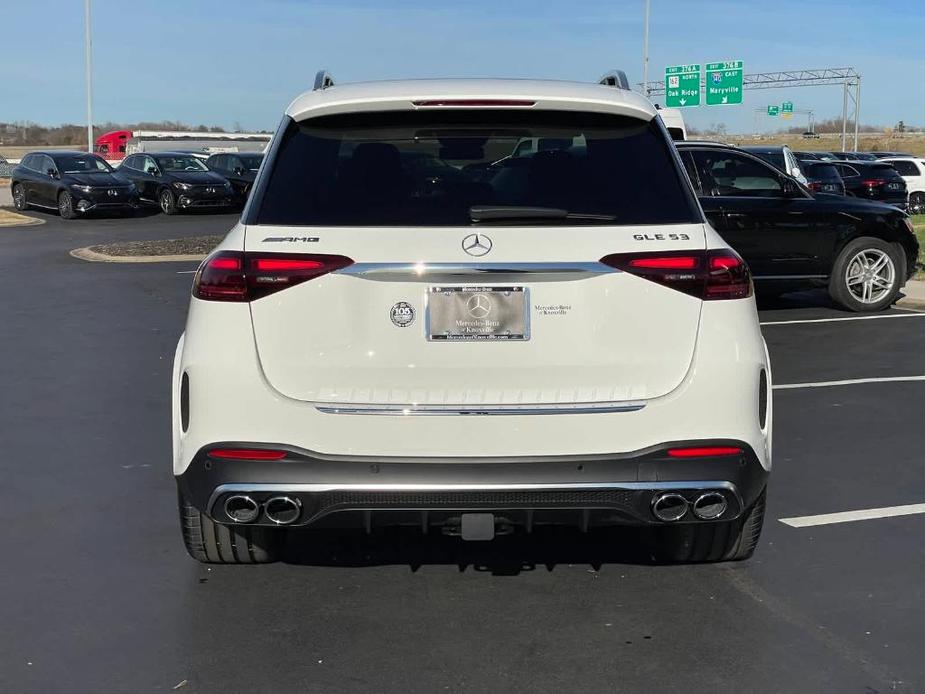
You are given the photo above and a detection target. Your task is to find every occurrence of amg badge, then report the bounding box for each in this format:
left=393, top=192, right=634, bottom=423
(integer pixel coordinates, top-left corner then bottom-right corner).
left=390, top=302, right=415, bottom=328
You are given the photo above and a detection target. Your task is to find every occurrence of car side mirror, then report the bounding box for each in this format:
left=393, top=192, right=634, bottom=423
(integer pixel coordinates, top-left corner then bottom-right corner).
left=233, top=167, right=245, bottom=176
left=47, top=168, right=58, bottom=178
left=782, top=178, right=801, bottom=197
left=146, top=166, right=159, bottom=176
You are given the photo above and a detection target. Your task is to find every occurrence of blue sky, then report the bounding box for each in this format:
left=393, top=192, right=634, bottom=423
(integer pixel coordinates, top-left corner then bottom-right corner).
left=4, top=0, right=924, bottom=133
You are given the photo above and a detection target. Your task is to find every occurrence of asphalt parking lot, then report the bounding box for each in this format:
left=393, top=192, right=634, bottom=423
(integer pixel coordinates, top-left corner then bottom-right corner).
left=1, top=210, right=924, bottom=693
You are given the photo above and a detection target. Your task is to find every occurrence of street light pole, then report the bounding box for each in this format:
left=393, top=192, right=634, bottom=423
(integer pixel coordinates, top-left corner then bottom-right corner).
left=642, top=0, right=650, bottom=96
left=84, top=0, right=93, bottom=153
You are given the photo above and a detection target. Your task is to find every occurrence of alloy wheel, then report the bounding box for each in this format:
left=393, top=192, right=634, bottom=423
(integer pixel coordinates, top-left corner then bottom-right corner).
left=910, top=193, right=925, bottom=216
left=13, top=185, right=25, bottom=210
left=845, top=248, right=895, bottom=304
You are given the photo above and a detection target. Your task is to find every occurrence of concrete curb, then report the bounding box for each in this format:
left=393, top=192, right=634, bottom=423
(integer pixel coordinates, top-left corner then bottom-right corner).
left=0, top=210, right=44, bottom=228
left=70, top=247, right=205, bottom=264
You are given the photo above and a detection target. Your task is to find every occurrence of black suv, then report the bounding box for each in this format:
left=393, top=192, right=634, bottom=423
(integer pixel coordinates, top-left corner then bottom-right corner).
left=10, top=151, right=138, bottom=219
left=677, top=141, right=918, bottom=311
left=205, top=152, right=263, bottom=204
left=829, top=161, right=907, bottom=209
left=799, top=160, right=846, bottom=195
left=117, top=152, right=234, bottom=214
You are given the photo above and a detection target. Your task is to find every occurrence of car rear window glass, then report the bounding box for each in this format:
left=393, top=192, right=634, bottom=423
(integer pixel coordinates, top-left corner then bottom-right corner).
left=871, top=164, right=902, bottom=179
left=803, top=163, right=840, bottom=178
left=888, top=160, right=918, bottom=177
left=252, top=110, right=700, bottom=226
left=748, top=150, right=786, bottom=172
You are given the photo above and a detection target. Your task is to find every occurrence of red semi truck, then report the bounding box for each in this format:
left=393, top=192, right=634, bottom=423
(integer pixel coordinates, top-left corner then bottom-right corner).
left=94, top=130, right=271, bottom=162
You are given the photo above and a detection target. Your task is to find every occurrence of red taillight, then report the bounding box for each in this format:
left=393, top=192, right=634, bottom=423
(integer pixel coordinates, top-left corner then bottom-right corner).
left=628, top=256, right=698, bottom=270
left=809, top=181, right=823, bottom=192
left=861, top=179, right=883, bottom=187
left=193, top=251, right=354, bottom=302
left=412, top=99, right=536, bottom=107
left=209, top=448, right=287, bottom=460
left=667, top=446, right=743, bottom=458
left=600, top=249, right=752, bottom=300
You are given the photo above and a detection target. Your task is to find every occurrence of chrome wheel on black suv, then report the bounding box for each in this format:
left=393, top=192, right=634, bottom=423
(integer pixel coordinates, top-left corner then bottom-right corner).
left=12, top=184, right=28, bottom=211
left=58, top=190, right=76, bottom=220
left=830, top=237, right=902, bottom=312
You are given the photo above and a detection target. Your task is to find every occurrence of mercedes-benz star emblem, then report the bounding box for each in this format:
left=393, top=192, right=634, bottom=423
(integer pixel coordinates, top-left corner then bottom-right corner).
left=107, top=189, right=117, bottom=196
left=461, top=233, right=492, bottom=257
left=466, top=293, right=492, bottom=319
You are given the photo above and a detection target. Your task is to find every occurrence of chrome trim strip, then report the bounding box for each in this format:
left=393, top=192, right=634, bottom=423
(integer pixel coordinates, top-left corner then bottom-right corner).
left=335, top=262, right=618, bottom=282
left=315, top=401, right=646, bottom=415
left=753, top=274, right=827, bottom=280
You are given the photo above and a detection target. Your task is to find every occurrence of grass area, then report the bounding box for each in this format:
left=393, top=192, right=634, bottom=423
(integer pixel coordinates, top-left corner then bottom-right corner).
left=725, top=132, right=925, bottom=156
left=912, top=215, right=925, bottom=277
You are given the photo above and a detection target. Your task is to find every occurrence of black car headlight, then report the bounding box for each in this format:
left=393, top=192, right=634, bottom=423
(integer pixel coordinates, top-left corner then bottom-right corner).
left=71, top=184, right=93, bottom=194
left=173, top=182, right=192, bottom=191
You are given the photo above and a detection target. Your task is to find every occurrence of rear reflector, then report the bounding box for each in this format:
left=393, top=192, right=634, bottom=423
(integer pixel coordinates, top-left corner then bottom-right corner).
left=600, top=249, right=752, bottom=300
left=667, top=446, right=743, bottom=458
left=194, top=251, right=354, bottom=302
left=209, top=448, right=287, bottom=460
left=412, top=99, right=536, bottom=107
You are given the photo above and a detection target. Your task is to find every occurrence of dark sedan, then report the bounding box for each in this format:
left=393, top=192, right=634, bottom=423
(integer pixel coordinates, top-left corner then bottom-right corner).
left=800, top=161, right=846, bottom=195
left=830, top=161, right=907, bottom=209
left=205, top=152, right=263, bottom=204
left=831, top=151, right=878, bottom=161
left=117, top=152, right=234, bottom=214
left=677, top=141, right=918, bottom=312
left=10, top=150, right=138, bottom=219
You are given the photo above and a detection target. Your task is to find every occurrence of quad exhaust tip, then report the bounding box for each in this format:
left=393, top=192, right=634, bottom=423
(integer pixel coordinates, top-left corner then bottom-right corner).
left=651, top=493, right=689, bottom=522
left=264, top=496, right=302, bottom=525
left=224, top=495, right=260, bottom=524
left=692, top=492, right=728, bottom=520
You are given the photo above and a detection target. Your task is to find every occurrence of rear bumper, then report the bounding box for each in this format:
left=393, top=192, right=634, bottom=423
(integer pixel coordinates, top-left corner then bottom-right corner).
left=177, top=440, right=768, bottom=530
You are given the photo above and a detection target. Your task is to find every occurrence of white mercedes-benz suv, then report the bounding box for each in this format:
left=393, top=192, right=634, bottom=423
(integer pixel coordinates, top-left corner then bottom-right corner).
left=173, top=71, right=772, bottom=564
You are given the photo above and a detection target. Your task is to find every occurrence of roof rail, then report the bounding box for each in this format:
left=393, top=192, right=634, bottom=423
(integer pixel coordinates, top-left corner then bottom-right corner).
left=598, top=70, right=630, bottom=90
left=313, top=70, right=335, bottom=91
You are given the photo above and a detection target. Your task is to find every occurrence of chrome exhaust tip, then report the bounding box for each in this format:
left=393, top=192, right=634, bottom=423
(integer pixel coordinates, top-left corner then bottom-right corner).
left=651, top=493, right=689, bottom=522
left=264, top=496, right=302, bottom=525
left=691, top=492, right=728, bottom=520
left=224, top=495, right=260, bottom=524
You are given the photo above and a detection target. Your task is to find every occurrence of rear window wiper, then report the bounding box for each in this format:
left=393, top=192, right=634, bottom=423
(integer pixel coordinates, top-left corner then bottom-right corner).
left=469, top=205, right=616, bottom=224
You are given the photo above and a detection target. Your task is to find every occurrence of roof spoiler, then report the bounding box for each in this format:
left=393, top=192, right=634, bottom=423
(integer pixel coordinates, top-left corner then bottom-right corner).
left=313, top=70, right=335, bottom=91
left=598, top=70, right=630, bottom=90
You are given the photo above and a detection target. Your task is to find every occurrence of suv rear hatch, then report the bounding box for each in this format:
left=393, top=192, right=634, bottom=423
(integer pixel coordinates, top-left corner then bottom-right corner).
left=240, top=106, right=710, bottom=409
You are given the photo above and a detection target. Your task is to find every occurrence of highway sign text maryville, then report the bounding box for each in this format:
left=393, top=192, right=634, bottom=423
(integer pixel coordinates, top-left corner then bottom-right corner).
left=705, top=60, right=744, bottom=105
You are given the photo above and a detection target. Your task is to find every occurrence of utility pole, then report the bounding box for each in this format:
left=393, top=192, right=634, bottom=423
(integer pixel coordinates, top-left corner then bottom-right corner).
left=84, top=0, right=93, bottom=153
left=642, top=0, right=650, bottom=96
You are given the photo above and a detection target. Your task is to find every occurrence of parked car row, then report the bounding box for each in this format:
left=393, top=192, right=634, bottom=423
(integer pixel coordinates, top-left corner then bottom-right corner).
left=8, top=149, right=264, bottom=219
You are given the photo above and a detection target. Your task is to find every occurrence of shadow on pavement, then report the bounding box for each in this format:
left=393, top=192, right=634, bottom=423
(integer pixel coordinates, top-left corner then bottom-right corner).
left=278, top=525, right=663, bottom=575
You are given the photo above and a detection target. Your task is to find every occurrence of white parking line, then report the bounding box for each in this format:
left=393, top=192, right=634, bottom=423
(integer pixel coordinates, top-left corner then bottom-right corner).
left=761, top=313, right=925, bottom=326
left=176, top=270, right=197, bottom=274
left=774, top=375, right=925, bottom=390
left=780, top=503, right=925, bottom=528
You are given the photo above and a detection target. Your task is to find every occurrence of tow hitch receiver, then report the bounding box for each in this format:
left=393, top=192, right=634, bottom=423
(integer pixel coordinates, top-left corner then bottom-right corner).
left=460, top=513, right=496, bottom=541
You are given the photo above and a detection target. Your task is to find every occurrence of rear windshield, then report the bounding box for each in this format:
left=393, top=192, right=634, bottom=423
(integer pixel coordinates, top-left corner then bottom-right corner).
left=252, top=111, right=700, bottom=226
left=871, top=164, right=902, bottom=179
left=748, top=150, right=786, bottom=172
left=802, top=163, right=840, bottom=178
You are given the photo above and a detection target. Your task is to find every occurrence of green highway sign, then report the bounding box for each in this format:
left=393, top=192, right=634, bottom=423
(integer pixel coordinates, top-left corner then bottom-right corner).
left=664, top=64, right=701, bottom=108
left=705, top=60, right=744, bottom=106
left=782, top=101, right=794, bottom=113
left=767, top=105, right=780, bottom=116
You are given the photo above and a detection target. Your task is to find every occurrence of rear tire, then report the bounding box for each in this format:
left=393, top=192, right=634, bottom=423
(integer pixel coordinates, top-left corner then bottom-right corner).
left=829, top=237, right=902, bottom=312
left=654, top=488, right=766, bottom=563
left=12, top=183, right=28, bottom=211
left=178, top=490, right=281, bottom=564
left=58, top=190, right=76, bottom=220
left=159, top=188, right=178, bottom=215
left=910, top=192, right=925, bottom=216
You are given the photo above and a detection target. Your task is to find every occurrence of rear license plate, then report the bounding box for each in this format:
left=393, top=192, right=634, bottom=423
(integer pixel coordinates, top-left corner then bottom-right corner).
left=886, top=182, right=902, bottom=190
left=427, top=286, right=529, bottom=341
